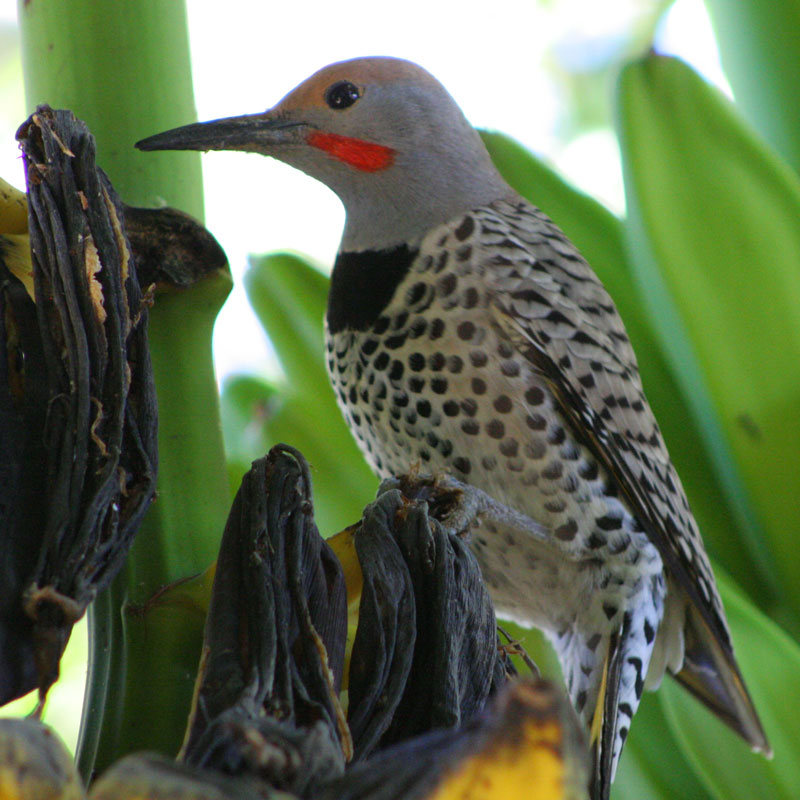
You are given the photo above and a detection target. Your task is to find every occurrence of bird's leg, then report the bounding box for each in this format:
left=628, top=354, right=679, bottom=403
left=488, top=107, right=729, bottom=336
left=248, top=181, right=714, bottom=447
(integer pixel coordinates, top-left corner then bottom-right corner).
left=497, top=625, right=541, bottom=678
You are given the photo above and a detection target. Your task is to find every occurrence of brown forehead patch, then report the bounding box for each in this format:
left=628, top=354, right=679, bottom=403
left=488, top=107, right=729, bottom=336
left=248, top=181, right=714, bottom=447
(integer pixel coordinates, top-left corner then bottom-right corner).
left=273, top=56, right=439, bottom=113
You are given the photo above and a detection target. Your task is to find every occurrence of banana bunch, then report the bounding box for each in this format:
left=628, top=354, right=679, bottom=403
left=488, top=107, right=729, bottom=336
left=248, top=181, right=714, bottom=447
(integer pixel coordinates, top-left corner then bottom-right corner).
left=0, top=176, right=33, bottom=298
left=0, top=446, right=589, bottom=800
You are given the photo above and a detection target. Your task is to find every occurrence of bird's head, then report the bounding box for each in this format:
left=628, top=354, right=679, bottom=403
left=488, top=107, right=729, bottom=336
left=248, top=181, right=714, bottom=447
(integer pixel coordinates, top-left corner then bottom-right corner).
left=137, top=57, right=511, bottom=250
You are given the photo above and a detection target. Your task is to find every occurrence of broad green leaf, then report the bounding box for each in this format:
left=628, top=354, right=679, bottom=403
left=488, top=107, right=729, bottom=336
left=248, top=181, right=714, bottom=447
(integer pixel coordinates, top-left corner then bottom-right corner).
left=482, top=130, right=775, bottom=608
left=227, top=250, right=378, bottom=535
left=617, top=54, right=800, bottom=623
left=221, top=373, right=375, bottom=536
left=705, top=0, right=800, bottom=175
left=244, top=251, right=331, bottom=398
left=660, top=571, right=800, bottom=799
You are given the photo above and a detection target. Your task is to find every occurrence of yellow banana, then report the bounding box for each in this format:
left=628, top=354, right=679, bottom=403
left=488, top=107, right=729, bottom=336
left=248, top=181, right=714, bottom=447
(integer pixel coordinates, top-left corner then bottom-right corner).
left=0, top=176, right=28, bottom=236
left=0, top=718, right=85, bottom=800
left=327, top=524, right=362, bottom=691
left=0, top=175, right=33, bottom=300
left=0, top=232, right=34, bottom=300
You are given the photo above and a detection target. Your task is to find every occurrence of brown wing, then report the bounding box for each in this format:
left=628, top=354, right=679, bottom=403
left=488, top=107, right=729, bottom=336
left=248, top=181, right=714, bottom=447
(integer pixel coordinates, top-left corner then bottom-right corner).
left=478, top=199, right=769, bottom=751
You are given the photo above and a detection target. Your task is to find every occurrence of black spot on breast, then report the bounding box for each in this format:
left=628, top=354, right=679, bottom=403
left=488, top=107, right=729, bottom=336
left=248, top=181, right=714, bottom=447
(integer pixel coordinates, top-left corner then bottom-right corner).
left=470, top=350, right=488, bottom=367
left=389, top=361, right=404, bottom=381
left=453, top=456, right=471, bottom=474
left=461, top=398, right=478, bottom=417
left=486, top=419, right=505, bottom=439
left=494, top=395, right=512, bottom=413
left=555, top=519, right=578, bottom=540
left=443, top=400, right=460, bottom=417
left=385, top=332, right=408, bottom=350
left=461, top=419, right=480, bottom=435
left=429, top=318, right=445, bottom=339
left=458, top=321, right=476, bottom=340
left=596, top=515, right=622, bottom=531
left=437, top=273, right=457, bottom=297
left=327, top=245, right=418, bottom=333
left=454, top=215, right=475, bottom=241
left=406, top=282, right=427, bottom=305
left=525, top=386, right=545, bottom=406
left=408, top=353, right=425, bottom=371
left=447, top=355, right=464, bottom=373
left=361, top=338, right=379, bottom=355
left=409, top=318, right=427, bottom=338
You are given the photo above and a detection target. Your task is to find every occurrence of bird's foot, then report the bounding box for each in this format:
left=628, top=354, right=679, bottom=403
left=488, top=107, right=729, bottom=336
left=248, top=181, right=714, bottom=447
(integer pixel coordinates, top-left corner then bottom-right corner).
left=498, top=625, right=541, bottom=678
left=378, top=471, right=550, bottom=545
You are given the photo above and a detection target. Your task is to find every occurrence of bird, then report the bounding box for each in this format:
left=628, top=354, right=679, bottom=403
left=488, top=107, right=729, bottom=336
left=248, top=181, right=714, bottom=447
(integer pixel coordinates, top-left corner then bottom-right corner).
left=137, top=56, right=770, bottom=798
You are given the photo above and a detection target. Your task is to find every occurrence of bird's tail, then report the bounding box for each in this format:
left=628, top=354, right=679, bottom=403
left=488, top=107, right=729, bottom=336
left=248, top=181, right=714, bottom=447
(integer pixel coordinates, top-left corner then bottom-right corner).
left=673, top=602, right=771, bottom=756
left=587, top=621, right=635, bottom=800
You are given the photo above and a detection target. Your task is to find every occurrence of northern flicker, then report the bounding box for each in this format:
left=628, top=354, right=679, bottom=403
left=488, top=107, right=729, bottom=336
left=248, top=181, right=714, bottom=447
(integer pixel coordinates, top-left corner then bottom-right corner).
left=137, top=56, right=770, bottom=798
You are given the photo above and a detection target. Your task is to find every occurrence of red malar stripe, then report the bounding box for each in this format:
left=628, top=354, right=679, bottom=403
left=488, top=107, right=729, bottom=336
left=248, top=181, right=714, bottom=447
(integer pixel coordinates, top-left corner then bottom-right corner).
left=307, top=131, right=395, bottom=172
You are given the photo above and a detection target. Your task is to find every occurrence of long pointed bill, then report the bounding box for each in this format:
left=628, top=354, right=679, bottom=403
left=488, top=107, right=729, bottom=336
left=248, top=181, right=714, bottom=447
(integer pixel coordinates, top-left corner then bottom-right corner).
left=135, top=113, right=307, bottom=154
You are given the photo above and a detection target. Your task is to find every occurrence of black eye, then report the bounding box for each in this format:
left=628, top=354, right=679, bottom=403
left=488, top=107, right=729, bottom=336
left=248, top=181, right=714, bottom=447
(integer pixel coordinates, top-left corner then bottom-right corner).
left=325, top=80, right=361, bottom=110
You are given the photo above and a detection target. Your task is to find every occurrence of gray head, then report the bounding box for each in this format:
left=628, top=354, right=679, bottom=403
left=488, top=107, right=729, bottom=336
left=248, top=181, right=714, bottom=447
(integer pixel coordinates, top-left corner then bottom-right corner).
left=137, top=57, right=513, bottom=251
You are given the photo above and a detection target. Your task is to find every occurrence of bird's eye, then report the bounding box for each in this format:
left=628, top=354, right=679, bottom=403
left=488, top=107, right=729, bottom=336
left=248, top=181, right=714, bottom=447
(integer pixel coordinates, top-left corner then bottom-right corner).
left=325, top=81, right=361, bottom=110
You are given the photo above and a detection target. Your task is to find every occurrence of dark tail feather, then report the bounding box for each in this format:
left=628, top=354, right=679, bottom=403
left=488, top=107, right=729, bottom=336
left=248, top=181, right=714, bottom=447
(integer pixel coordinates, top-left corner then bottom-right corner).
left=590, top=628, right=624, bottom=800
left=674, top=603, right=771, bottom=756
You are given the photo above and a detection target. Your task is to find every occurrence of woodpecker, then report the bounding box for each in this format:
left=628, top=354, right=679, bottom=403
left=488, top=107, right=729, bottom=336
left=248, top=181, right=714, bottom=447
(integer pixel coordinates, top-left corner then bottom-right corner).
left=137, top=56, right=770, bottom=798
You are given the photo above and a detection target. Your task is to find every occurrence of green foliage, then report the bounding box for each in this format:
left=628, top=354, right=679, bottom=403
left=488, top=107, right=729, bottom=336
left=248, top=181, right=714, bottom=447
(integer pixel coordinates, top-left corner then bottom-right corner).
left=705, top=0, right=800, bottom=174
left=661, top=573, right=800, bottom=799
left=222, top=253, right=376, bottom=536
left=617, top=54, right=800, bottom=628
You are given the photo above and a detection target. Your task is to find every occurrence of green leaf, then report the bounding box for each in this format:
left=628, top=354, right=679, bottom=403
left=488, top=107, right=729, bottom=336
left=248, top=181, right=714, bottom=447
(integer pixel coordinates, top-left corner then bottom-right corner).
left=482, top=130, right=775, bottom=608
left=231, top=250, right=378, bottom=535
left=616, top=53, right=800, bottom=623
left=222, top=373, right=375, bottom=535
left=244, top=252, right=331, bottom=398
left=705, top=0, right=800, bottom=175
left=660, top=571, right=800, bottom=799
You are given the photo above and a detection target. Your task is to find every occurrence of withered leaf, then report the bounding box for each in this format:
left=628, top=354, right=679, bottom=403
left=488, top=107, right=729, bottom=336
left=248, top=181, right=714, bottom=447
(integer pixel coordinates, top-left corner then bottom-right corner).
left=181, top=445, right=348, bottom=797
left=348, top=487, right=515, bottom=761
left=0, top=106, right=158, bottom=705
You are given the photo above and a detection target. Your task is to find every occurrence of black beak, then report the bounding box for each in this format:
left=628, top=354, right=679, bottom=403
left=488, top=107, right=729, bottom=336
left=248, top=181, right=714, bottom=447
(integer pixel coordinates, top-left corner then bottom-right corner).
left=135, top=114, right=306, bottom=153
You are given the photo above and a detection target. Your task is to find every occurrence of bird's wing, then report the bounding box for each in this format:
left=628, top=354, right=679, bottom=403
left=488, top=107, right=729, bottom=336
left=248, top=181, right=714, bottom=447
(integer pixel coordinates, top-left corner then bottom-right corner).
left=479, top=201, right=723, bottom=624
left=479, top=198, right=769, bottom=752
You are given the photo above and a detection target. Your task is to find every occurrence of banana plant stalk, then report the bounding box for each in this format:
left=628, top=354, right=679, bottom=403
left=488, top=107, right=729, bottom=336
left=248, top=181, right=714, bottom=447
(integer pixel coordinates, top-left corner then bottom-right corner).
left=17, top=0, right=232, bottom=777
